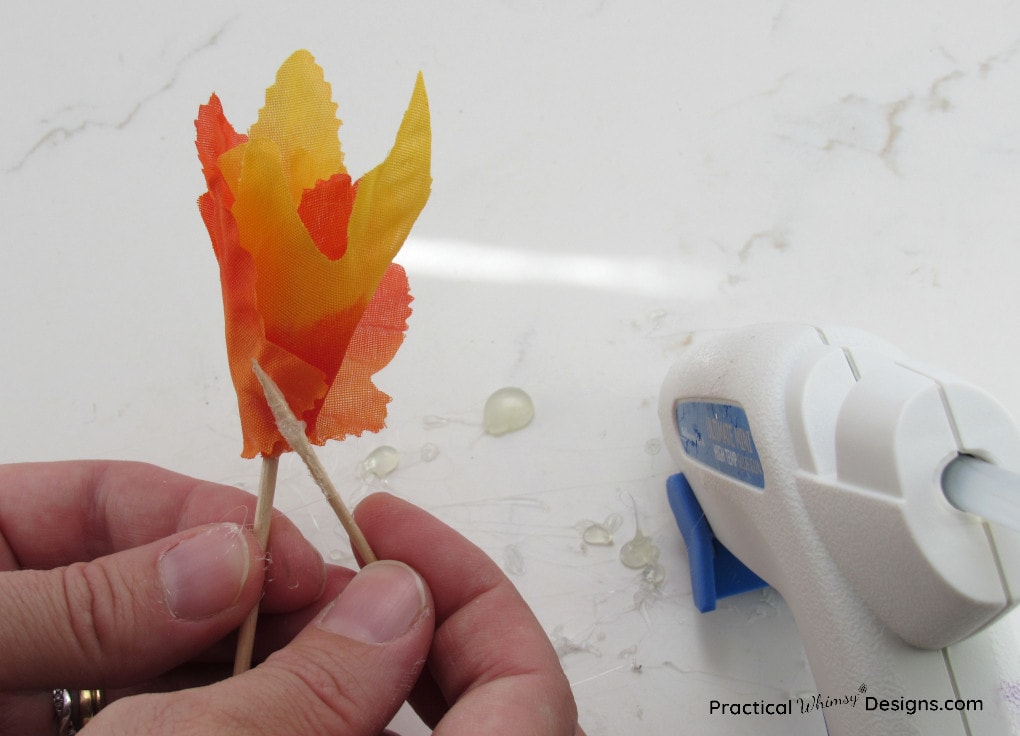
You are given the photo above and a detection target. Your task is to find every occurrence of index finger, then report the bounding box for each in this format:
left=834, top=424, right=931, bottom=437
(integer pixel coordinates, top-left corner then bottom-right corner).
left=354, top=492, right=583, bottom=735
left=0, top=460, right=325, bottom=612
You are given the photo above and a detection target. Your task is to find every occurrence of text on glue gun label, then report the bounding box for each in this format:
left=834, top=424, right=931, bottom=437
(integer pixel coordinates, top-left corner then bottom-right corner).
left=675, top=401, right=764, bottom=489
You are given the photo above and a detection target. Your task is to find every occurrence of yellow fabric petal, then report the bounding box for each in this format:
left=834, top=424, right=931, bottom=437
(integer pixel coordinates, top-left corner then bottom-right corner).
left=344, top=72, right=432, bottom=303
left=249, top=49, right=345, bottom=205
left=231, top=137, right=357, bottom=340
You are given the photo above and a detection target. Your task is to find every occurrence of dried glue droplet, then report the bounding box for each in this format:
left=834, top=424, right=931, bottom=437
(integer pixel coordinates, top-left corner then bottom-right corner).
left=504, top=544, right=526, bottom=575
left=602, top=513, right=623, bottom=533
left=642, top=562, right=667, bottom=587
left=420, top=442, right=440, bottom=462
left=483, top=387, right=534, bottom=436
left=620, top=533, right=660, bottom=569
left=620, top=501, right=662, bottom=569
left=582, top=523, right=614, bottom=546
left=620, top=514, right=661, bottom=569
left=359, top=445, right=400, bottom=479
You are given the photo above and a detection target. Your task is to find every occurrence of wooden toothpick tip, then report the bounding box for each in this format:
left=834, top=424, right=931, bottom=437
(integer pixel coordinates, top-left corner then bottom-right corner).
left=251, top=359, right=377, bottom=565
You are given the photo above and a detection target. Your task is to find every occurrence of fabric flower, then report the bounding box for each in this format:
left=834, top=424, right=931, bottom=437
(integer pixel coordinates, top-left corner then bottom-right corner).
left=196, top=50, right=431, bottom=458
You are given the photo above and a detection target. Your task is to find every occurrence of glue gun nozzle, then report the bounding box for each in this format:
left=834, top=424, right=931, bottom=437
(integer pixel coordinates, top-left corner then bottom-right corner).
left=942, top=456, right=1020, bottom=532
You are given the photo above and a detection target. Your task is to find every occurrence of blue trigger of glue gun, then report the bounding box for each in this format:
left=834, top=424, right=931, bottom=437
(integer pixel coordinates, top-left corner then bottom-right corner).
left=666, top=473, right=767, bottom=612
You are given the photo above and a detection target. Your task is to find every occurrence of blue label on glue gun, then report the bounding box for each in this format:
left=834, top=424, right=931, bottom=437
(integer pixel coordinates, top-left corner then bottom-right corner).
left=675, top=401, right=764, bottom=489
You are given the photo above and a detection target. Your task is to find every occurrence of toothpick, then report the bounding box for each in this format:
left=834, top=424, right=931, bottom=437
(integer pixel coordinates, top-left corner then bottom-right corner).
left=251, top=359, right=377, bottom=565
left=233, top=453, right=279, bottom=675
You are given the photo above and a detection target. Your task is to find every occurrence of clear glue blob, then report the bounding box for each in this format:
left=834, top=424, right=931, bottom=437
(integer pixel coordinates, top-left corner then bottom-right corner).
left=582, top=524, right=614, bottom=546
left=359, top=445, right=400, bottom=480
left=503, top=544, right=526, bottom=575
left=642, top=561, right=667, bottom=587
left=620, top=531, right=660, bottom=569
left=483, top=387, right=535, bottom=436
left=620, top=506, right=660, bottom=569
left=580, top=513, right=624, bottom=546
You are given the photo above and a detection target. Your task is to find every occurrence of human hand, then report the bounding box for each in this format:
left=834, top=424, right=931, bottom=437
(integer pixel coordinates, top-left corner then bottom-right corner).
left=0, top=461, right=583, bottom=735
left=0, top=460, right=330, bottom=734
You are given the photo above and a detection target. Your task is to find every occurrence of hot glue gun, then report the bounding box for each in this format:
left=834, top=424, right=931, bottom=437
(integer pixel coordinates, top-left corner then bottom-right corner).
left=658, top=323, right=1020, bottom=735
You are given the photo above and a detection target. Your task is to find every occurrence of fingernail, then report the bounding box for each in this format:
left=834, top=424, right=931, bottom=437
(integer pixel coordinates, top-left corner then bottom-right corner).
left=318, top=561, right=427, bottom=644
left=159, top=523, right=251, bottom=620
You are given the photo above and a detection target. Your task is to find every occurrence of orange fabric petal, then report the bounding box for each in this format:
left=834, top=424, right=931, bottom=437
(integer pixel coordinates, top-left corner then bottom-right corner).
left=312, top=263, right=413, bottom=443
left=196, top=94, right=247, bottom=263
left=196, top=94, right=246, bottom=194
left=298, top=173, right=357, bottom=260
left=196, top=53, right=429, bottom=458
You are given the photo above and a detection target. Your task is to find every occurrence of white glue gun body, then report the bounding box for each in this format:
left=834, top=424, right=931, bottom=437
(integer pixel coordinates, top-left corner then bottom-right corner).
left=659, top=323, right=1020, bottom=735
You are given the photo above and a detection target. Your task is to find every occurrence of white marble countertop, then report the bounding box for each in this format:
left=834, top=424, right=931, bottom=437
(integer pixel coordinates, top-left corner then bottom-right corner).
left=3, top=2, right=1020, bottom=734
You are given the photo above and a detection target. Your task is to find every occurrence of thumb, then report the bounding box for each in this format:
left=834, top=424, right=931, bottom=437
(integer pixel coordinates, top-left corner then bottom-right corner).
left=0, top=522, right=264, bottom=689
left=97, top=560, right=434, bottom=735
